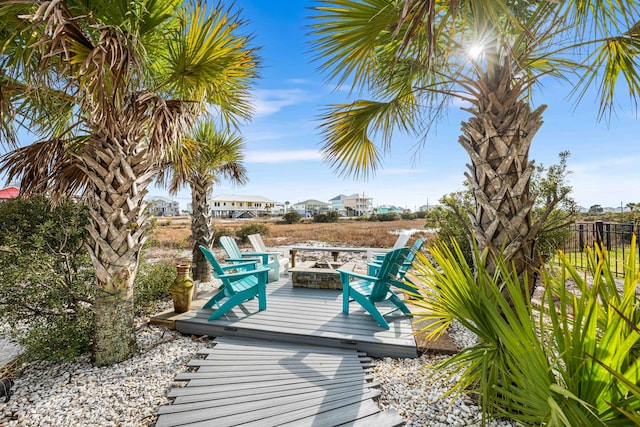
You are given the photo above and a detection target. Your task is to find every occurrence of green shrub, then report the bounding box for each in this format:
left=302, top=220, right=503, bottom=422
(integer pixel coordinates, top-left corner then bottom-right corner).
left=235, top=223, right=270, bottom=243
left=133, top=259, right=175, bottom=313
left=0, top=196, right=95, bottom=361
left=400, top=212, right=416, bottom=220
left=368, top=212, right=400, bottom=222
left=212, top=226, right=232, bottom=242
left=376, top=213, right=399, bottom=221
left=282, top=211, right=302, bottom=224
left=313, top=210, right=339, bottom=223
left=411, top=237, right=640, bottom=426
left=428, top=193, right=474, bottom=266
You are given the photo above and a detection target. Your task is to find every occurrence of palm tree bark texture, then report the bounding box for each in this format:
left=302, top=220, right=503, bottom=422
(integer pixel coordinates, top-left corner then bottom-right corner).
left=82, top=129, right=155, bottom=365
left=190, top=176, right=214, bottom=282
left=458, top=61, right=546, bottom=293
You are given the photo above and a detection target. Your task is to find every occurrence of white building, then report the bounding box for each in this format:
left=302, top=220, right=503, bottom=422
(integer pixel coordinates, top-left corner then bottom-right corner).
left=342, top=193, right=373, bottom=216
left=207, top=194, right=278, bottom=219
left=328, top=193, right=373, bottom=216
left=149, top=196, right=180, bottom=216
left=293, top=199, right=331, bottom=217
left=329, top=194, right=347, bottom=216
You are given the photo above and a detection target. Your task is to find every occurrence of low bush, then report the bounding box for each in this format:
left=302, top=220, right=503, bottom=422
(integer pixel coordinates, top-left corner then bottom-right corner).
left=0, top=196, right=95, bottom=361
left=313, top=210, right=339, bottom=223
left=133, top=259, right=175, bottom=313
left=235, top=223, right=270, bottom=243
left=367, top=212, right=400, bottom=221
left=376, top=213, right=399, bottom=222
left=0, top=197, right=183, bottom=362
left=400, top=212, right=416, bottom=220
left=282, top=211, right=302, bottom=224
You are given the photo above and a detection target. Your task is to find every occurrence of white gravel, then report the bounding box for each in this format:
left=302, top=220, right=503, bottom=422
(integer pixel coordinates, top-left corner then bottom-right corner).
left=372, top=321, right=515, bottom=427
left=0, top=244, right=514, bottom=426
left=0, top=318, right=516, bottom=427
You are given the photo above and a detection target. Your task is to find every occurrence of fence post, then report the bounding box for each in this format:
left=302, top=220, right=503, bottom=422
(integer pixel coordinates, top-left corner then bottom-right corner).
left=579, top=224, right=584, bottom=252
left=605, top=222, right=611, bottom=251
left=635, top=221, right=640, bottom=267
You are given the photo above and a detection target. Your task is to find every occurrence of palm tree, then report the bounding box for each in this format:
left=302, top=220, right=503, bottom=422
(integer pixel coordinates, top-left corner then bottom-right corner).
left=0, top=0, right=258, bottom=365
left=310, top=0, right=640, bottom=292
left=160, top=121, right=248, bottom=283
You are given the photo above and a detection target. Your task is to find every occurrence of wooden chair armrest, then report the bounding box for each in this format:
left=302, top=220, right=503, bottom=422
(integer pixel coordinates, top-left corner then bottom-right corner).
left=220, top=261, right=257, bottom=270
left=337, top=269, right=377, bottom=282
left=220, top=267, right=270, bottom=280
left=225, top=257, right=260, bottom=263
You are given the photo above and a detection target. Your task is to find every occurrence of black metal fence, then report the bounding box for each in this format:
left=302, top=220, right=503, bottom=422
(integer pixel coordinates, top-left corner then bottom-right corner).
left=554, top=221, right=640, bottom=277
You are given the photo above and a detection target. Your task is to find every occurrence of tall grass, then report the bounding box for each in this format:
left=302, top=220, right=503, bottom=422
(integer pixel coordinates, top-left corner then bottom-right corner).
left=148, top=218, right=433, bottom=249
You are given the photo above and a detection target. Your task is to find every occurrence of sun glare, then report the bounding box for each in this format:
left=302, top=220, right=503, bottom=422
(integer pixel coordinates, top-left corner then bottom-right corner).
left=467, top=44, right=484, bottom=60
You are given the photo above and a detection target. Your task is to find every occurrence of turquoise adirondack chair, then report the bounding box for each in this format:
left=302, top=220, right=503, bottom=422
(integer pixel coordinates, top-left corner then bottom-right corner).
left=199, top=245, right=269, bottom=321
left=339, top=247, right=411, bottom=330
left=248, top=233, right=289, bottom=280
left=368, top=238, right=425, bottom=293
left=369, top=231, right=411, bottom=263
left=218, top=236, right=277, bottom=281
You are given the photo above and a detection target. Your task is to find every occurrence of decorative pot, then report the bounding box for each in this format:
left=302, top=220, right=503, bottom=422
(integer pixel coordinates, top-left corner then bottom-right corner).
left=172, top=263, right=194, bottom=314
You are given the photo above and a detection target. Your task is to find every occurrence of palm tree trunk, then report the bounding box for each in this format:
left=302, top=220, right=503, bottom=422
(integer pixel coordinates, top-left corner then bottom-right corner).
left=191, top=177, right=214, bottom=282
left=80, top=136, right=153, bottom=366
left=458, top=62, right=546, bottom=296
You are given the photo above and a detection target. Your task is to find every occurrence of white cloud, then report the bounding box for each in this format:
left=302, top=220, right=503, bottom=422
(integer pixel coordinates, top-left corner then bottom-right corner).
left=253, top=89, right=308, bottom=117
left=245, top=149, right=322, bottom=163
left=286, top=78, right=312, bottom=85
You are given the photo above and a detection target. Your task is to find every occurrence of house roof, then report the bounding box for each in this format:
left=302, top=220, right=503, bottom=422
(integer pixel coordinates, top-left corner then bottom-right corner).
left=149, top=196, right=177, bottom=204
left=0, top=186, right=19, bottom=199
left=211, top=194, right=277, bottom=204
left=344, top=193, right=372, bottom=200
left=329, top=194, right=347, bottom=201
left=295, top=199, right=330, bottom=206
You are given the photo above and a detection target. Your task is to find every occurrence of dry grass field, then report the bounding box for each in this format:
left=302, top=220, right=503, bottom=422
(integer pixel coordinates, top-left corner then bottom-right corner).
left=149, top=217, right=435, bottom=250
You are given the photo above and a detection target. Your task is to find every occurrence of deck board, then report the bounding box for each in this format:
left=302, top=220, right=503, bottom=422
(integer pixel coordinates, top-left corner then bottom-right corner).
left=175, top=277, right=417, bottom=358
left=156, top=337, right=404, bottom=427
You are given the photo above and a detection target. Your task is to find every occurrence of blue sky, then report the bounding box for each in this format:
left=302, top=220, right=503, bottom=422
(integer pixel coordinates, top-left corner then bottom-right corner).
left=156, top=0, right=637, bottom=212
left=5, top=1, right=639, bottom=212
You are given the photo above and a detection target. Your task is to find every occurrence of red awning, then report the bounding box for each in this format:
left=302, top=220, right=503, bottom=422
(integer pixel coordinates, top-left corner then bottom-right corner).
left=0, top=186, right=20, bottom=199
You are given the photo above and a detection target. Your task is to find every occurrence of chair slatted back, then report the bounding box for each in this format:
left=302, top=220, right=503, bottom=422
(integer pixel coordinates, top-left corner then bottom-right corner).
left=199, top=245, right=226, bottom=277
left=219, top=236, right=243, bottom=259
left=370, top=247, right=409, bottom=301
left=392, top=232, right=411, bottom=249
left=248, top=234, right=267, bottom=252
left=405, top=238, right=425, bottom=265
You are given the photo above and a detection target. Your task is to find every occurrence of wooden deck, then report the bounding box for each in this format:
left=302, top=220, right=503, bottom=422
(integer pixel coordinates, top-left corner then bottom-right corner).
left=156, top=336, right=404, bottom=426
left=175, top=276, right=417, bottom=359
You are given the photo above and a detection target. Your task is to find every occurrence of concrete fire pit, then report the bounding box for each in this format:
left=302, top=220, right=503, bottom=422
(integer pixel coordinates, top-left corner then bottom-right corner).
left=290, top=260, right=356, bottom=290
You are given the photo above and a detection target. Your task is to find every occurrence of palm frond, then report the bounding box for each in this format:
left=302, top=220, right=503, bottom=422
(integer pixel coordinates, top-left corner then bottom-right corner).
left=0, top=136, right=85, bottom=196
left=318, top=90, right=420, bottom=179
left=159, top=120, right=247, bottom=194
left=164, top=1, right=259, bottom=127
left=571, top=29, right=640, bottom=120
left=310, top=0, right=401, bottom=90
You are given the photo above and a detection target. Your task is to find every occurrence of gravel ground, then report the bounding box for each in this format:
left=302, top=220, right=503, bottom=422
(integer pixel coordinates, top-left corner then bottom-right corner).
left=0, top=316, right=514, bottom=426
left=0, top=244, right=515, bottom=426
